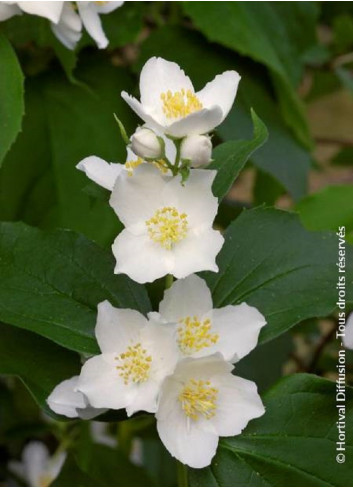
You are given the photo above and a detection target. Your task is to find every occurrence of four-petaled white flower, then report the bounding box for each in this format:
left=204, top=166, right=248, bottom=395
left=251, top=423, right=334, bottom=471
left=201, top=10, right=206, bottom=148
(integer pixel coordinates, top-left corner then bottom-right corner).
left=77, top=300, right=179, bottom=416
left=47, top=375, right=106, bottom=419
left=109, top=164, right=224, bottom=283
left=9, top=441, right=66, bottom=487
left=150, top=274, right=266, bottom=361
left=156, top=354, right=265, bottom=468
left=122, top=57, right=240, bottom=138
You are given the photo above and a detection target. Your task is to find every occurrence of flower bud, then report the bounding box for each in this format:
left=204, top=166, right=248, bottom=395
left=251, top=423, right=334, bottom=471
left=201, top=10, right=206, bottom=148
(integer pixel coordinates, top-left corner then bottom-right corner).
left=130, top=127, right=163, bottom=159
left=180, top=135, right=212, bottom=168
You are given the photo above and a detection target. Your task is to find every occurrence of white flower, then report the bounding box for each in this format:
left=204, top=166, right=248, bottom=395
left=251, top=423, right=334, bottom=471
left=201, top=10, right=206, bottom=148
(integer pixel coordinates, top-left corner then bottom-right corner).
left=77, top=300, right=179, bottom=416
left=76, top=1, right=124, bottom=49
left=149, top=274, right=266, bottom=361
left=76, top=133, right=176, bottom=190
left=180, top=134, right=212, bottom=168
left=343, top=312, right=353, bottom=349
left=156, top=354, right=265, bottom=468
left=0, top=1, right=64, bottom=23
left=122, top=57, right=240, bottom=138
left=9, top=441, right=65, bottom=487
left=0, top=1, right=124, bottom=50
left=55, top=1, right=125, bottom=51
left=47, top=376, right=106, bottom=419
left=109, top=164, right=224, bottom=284
left=51, top=2, right=82, bottom=50
left=131, top=127, right=163, bottom=160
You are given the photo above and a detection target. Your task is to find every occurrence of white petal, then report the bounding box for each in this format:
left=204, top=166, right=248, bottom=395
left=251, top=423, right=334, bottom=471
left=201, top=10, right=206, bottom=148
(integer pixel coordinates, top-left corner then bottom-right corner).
left=47, top=376, right=85, bottom=418
left=211, top=303, right=266, bottom=362
left=165, top=106, right=223, bottom=138
left=210, top=374, right=265, bottom=437
left=172, top=228, right=224, bottom=278
left=77, top=156, right=123, bottom=191
left=126, top=379, right=160, bottom=416
left=141, top=323, right=179, bottom=382
left=139, top=57, right=194, bottom=116
left=23, top=442, right=50, bottom=487
left=77, top=2, right=108, bottom=49
left=94, top=1, right=124, bottom=14
left=78, top=354, right=135, bottom=410
left=157, top=377, right=218, bottom=468
left=112, top=230, right=172, bottom=284
left=197, top=71, right=241, bottom=123
left=18, top=1, right=64, bottom=23
left=159, top=274, right=213, bottom=322
left=50, top=2, right=82, bottom=50
left=110, top=163, right=167, bottom=231
left=95, top=300, right=147, bottom=354
left=344, top=312, right=353, bottom=349
left=76, top=405, right=107, bottom=420
left=173, top=354, right=233, bottom=382
left=165, top=169, right=218, bottom=228
left=0, top=3, right=20, bottom=21
left=121, top=92, right=164, bottom=131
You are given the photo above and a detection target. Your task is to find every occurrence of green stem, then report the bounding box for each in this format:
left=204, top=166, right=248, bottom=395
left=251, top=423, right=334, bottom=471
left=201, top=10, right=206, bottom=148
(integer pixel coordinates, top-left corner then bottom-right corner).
left=165, top=274, right=174, bottom=289
left=177, top=461, right=188, bottom=487
left=117, top=420, right=133, bottom=458
left=173, top=139, right=182, bottom=174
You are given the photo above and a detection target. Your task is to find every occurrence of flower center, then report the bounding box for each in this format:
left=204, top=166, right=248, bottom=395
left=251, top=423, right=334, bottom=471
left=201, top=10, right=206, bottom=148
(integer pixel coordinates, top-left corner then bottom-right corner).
left=179, top=379, right=218, bottom=420
left=115, top=342, right=152, bottom=384
left=160, top=89, right=203, bottom=119
left=177, top=316, right=219, bottom=354
left=146, top=206, right=188, bottom=249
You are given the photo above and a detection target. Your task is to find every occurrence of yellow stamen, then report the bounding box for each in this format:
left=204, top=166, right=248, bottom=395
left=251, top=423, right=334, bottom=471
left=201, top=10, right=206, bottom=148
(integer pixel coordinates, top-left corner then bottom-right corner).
left=125, top=157, right=144, bottom=176
left=160, top=89, right=202, bottom=119
left=178, top=316, right=219, bottom=354
left=116, top=342, right=152, bottom=385
left=146, top=206, right=188, bottom=249
left=125, top=158, right=169, bottom=176
left=179, top=379, right=218, bottom=421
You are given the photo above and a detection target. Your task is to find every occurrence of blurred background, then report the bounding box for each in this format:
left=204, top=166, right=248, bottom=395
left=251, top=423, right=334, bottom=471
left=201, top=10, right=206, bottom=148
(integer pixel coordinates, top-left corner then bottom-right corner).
left=0, top=2, right=352, bottom=486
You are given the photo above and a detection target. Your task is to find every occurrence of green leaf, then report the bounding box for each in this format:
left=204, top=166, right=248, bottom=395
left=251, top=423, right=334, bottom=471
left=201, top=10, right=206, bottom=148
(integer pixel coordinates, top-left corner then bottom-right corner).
left=234, top=333, right=293, bottom=394
left=253, top=169, right=284, bottom=206
left=136, top=26, right=311, bottom=201
left=210, top=110, right=268, bottom=201
left=0, top=55, right=137, bottom=246
left=0, top=33, right=24, bottom=166
left=189, top=374, right=353, bottom=486
left=0, top=222, right=151, bottom=354
left=51, top=455, right=95, bottom=487
left=203, top=207, right=353, bottom=343
left=296, top=185, right=353, bottom=235
left=0, top=324, right=80, bottom=417
left=183, top=2, right=315, bottom=147
left=220, top=71, right=311, bottom=201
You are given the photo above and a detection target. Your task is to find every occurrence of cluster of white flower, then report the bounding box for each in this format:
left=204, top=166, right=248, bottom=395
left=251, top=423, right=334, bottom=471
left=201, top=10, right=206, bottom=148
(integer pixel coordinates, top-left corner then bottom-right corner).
left=48, top=57, right=267, bottom=469
left=0, top=1, right=124, bottom=49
